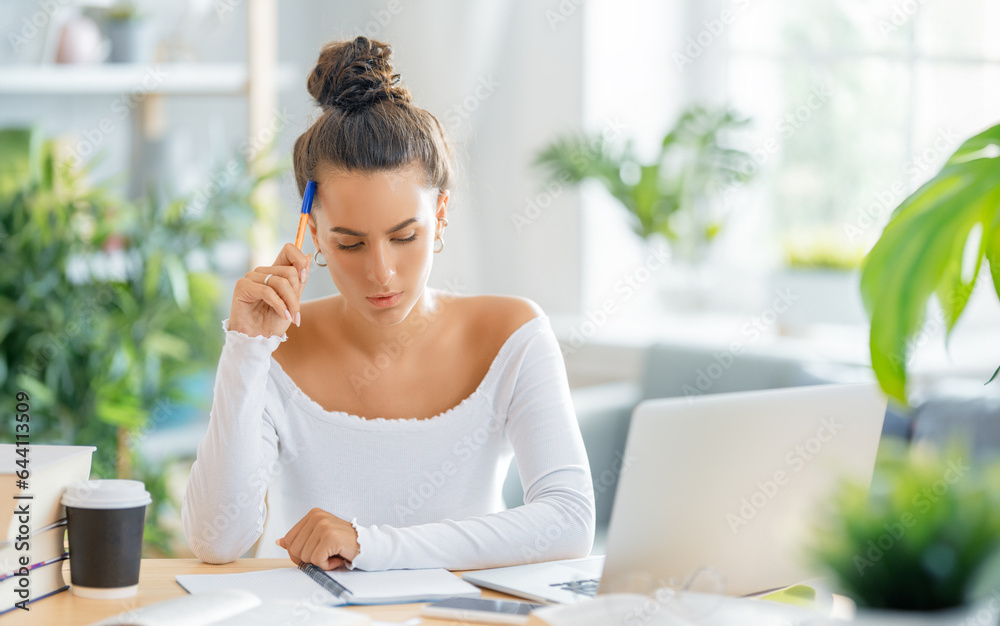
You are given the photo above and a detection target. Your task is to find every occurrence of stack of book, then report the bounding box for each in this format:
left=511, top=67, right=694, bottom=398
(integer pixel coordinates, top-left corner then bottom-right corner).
left=0, top=444, right=95, bottom=614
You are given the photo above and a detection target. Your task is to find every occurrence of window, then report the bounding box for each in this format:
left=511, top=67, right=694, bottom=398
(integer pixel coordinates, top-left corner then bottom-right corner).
left=725, top=0, right=1000, bottom=257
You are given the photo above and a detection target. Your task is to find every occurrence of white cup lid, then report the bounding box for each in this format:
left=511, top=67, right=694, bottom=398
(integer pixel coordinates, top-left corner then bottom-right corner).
left=61, top=479, right=151, bottom=510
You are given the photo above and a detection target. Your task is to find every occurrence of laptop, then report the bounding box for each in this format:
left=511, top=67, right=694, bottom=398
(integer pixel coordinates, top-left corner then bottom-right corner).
left=463, top=383, right=887, bottom=603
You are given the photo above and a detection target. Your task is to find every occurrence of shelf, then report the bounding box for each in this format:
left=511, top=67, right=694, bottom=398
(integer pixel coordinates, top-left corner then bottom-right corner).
left=0, top=62, right=299, bottom=96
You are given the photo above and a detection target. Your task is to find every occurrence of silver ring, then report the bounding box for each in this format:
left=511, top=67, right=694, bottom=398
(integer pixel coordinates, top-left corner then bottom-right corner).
left=264, top=274, right=273, bottom=286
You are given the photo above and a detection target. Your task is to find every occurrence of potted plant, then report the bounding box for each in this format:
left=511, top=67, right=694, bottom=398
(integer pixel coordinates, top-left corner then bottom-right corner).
left=534, top=104, right=755, bottom=265
left=770, top=227, right=869, bottom=329
left=533, top=105, right=755, bottom=311
left=810, top=440, right=1000, bottom=624
left=104, top=1, right=155, bottom=63
left=0, top=126, right=273, bottom=554
left=860, top=122, right=1000, bottom=404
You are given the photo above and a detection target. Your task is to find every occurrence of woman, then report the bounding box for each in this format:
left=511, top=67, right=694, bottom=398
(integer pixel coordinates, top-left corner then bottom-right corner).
left=182, top=36, right=595, bottom=572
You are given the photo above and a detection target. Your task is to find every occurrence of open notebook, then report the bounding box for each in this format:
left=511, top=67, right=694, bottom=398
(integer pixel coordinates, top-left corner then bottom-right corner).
left=92, top=589, right=370, bottom=626
left=176, top=563, right=481, bottom=606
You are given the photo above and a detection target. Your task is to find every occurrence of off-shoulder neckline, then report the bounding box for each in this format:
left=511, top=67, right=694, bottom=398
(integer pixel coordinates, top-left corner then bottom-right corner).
left=267, top=314, right=549, bottom=428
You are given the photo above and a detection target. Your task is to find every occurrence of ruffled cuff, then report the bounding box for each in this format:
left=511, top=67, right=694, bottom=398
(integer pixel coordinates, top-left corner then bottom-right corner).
left=348, top=520, right=388, bottom=572
left=221, top=318, right=287, bottom=349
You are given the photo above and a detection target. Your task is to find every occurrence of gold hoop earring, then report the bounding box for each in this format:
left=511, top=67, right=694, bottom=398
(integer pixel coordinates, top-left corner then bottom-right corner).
left=433, top=237, right=444, bottom=254
left=314, top=249, right=327, bottom=267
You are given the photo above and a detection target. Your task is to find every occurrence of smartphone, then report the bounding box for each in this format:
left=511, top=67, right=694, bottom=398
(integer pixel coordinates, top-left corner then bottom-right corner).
left=420, top=596, right=544, bottom=624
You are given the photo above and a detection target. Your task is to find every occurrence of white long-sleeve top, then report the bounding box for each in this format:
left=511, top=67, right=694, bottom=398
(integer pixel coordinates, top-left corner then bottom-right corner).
left=181, top=314, right=595, bottom=571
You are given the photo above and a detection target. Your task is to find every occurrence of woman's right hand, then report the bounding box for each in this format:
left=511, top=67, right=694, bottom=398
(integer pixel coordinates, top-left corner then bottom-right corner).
left=228, top=243, right=312, bottom=338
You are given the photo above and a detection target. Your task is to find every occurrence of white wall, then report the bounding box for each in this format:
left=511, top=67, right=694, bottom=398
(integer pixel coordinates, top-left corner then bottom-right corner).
left=358, top=0, right=586, bottom=312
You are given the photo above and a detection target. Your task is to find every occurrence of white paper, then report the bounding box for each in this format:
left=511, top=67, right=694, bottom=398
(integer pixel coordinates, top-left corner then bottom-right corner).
left=212, top=602, right=370, bottom=626
left=327, top=568, right=480, bottom=604
left=176, top=566, right=480, bottom=606
left=91, top=591, right=371, bottom=626
left=90, top=589, right=261, bottom=626
left=176, top=568, right=342, bottom=606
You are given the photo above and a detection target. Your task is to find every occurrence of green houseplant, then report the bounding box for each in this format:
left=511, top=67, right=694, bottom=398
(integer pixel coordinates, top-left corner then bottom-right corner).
left=811, top=440, right=1000, bottom=622
left=533, top=104, right=755, bottom=262
left=0, top=127, right=274, bottom=554
left=860, top=122, right=1000, bottom=404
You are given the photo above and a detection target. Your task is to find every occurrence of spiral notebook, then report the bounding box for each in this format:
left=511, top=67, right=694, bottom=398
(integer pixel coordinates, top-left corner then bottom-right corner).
left=176, top=563, right=481, bottom=606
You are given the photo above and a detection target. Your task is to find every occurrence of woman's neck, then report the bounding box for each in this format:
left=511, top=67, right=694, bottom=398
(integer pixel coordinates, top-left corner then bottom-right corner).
left=335, top=287, right=448, bottom=360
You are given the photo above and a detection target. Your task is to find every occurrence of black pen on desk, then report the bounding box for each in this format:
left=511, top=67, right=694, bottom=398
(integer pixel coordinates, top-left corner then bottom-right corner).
left=298, top=561, right=352, bottom=602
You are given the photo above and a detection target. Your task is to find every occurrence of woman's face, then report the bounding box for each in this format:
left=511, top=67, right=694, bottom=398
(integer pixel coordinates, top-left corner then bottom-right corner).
left=308, top=166, right=447, bottom=326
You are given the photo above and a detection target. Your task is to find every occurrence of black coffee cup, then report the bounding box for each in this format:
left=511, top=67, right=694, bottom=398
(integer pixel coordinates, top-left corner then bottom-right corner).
left=61, top=479, right=151, bottom=599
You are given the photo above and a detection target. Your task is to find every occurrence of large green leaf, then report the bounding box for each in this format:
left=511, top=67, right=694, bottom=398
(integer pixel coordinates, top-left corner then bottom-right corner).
left=862, top=128, right=1000, bottom=404
left=947, top=124, right=1000, bottom=165
left=985, top=198, right=1000, bottom=311
left=936, top=219, right=985, bottom=337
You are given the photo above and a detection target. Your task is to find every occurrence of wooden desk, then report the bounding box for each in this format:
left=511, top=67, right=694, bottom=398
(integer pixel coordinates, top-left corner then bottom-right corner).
left=6, top=559, right=549, bottom=625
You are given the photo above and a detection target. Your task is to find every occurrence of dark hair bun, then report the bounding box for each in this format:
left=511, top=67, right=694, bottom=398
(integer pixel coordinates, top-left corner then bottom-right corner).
left=307, top=36, right=411, bottom=114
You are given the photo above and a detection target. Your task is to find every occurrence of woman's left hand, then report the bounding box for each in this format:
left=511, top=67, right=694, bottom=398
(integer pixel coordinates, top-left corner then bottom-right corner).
left=276, top=508, right=360, bottom=570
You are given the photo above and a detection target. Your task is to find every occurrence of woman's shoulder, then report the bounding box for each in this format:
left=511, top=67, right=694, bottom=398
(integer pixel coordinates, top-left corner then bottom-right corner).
left=448, top=292, right=546, bottom=348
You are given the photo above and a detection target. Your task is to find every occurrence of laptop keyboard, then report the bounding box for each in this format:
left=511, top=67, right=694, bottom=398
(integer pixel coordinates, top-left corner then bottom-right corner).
left=549, top=578, right=601, bottom=597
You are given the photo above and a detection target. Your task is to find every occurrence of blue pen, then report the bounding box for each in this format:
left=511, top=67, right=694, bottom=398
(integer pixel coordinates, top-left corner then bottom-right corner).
left=294, top=179, right=316, bottom=250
